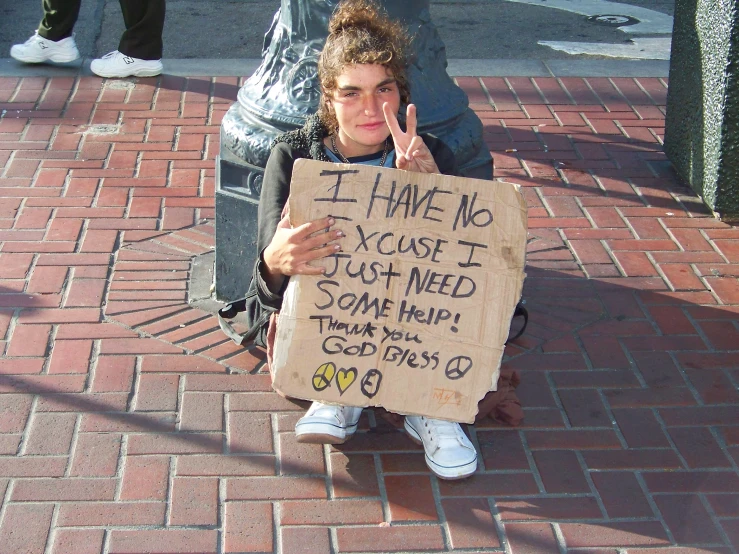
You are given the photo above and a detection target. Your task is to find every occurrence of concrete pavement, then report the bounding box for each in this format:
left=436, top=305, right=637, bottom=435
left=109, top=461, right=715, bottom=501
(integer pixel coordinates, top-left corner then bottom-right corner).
left=0, top=50, right=738, bottom=554
left=1, top=0, right=675, bottom=62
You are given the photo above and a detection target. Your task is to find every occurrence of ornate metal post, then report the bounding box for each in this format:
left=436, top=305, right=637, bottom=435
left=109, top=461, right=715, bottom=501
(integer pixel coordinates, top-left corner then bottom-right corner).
left=215, top=0, right=492, bottom=301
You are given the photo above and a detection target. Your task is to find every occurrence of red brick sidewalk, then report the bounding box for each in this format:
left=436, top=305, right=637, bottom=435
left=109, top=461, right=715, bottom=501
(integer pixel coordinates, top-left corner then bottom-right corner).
left=0, top=74, right=737, bottom=553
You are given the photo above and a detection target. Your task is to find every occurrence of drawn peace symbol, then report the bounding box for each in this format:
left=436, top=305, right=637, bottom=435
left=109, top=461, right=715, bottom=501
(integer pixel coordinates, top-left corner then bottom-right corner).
left=445, top=356, right=473, bottom=381
left=312, top=362, right=336, bottom=391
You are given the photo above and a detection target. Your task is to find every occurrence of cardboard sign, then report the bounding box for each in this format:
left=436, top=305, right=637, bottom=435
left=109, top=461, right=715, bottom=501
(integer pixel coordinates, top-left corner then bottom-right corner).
left=271, top=159, right=527, bottom=423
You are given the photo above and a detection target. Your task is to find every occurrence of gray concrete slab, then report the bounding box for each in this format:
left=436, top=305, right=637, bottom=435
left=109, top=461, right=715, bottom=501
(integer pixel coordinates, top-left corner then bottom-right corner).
left=0, top=58, right=671, bottom=78
left=446, top=59, right=551, bottom=77
left=429, top=1, right=672, bottom=60
left=143, top=59, right=262, bottom=77
left=1, top=0, right=675, bottom=61
left=544, top=58, right=670, bottom=77
left=0, top=58, right=262, bottom=78
left=0, top=58, right=85, bottom=77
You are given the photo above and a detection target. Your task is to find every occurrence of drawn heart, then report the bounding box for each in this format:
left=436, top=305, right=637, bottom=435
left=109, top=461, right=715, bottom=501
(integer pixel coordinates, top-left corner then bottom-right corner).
left=312, top=362, right=336, bottom=391
left=336, top=367, right=358, bottom=395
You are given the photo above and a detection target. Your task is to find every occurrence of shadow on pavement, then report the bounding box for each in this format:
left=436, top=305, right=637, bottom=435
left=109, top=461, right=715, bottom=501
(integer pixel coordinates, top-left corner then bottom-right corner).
left=0, top=256, right=736, bottom=548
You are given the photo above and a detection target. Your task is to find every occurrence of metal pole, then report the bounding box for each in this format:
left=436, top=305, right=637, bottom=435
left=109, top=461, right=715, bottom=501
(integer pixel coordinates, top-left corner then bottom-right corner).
left=215, top=0, right=492, bottom=301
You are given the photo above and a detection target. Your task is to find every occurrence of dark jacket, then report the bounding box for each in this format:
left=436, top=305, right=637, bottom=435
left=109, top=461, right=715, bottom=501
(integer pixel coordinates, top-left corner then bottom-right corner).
left=242, top=114, right=460, bottom=347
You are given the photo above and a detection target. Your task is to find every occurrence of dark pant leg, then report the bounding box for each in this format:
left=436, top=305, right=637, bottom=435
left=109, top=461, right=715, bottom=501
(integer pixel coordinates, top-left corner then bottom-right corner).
left=117, top=0, right=165, bottom=60
left=37, top=0, right=82, bottom=41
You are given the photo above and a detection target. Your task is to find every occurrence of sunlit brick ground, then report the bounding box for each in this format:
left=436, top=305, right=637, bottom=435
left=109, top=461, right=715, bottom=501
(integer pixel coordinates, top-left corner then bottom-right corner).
left=0, top=74, right=737, bottom=553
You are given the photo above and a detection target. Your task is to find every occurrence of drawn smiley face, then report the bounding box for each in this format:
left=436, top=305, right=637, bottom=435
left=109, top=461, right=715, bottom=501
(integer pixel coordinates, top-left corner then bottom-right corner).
left=360, top=369, right=383, bottom=399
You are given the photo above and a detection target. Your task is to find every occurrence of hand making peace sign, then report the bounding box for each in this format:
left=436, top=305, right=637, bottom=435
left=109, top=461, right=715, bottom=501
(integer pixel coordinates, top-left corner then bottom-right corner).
left=382, top=103, right=440, bottom=174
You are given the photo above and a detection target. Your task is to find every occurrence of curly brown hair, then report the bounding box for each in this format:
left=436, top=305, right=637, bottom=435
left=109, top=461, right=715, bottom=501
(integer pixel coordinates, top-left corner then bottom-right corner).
left=318, top=0, right=411, bottom=133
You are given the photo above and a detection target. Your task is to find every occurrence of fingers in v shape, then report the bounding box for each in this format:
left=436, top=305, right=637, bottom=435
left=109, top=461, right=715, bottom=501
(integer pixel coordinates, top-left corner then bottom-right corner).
left=405, top=104, right=417, bottom=137
left=382, top=102, right=404, bottom=149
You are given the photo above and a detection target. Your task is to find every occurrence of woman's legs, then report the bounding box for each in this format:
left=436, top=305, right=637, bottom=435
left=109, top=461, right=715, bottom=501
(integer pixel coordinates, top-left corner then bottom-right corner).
left=89, top=0, right=164, bottom=77
left=117, top=0, right=165, bottom=60
left=11, top=0, right=80, bottom=63
left=37, top=0, right=81, bottom=41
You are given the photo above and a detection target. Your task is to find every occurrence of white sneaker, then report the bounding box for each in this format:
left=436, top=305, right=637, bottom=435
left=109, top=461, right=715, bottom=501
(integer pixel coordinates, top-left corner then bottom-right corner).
left=10, top=32, right=80, bottom=64
left=90, top=50, right=163, bottom=78
left=404, top=415, right=478, bottom=480
left=295, top=402, right=363, bottom=444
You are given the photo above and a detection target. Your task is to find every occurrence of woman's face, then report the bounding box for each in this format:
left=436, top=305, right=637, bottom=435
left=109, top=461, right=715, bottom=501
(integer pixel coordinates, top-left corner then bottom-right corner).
left=326, top=63, right=401, bottom=157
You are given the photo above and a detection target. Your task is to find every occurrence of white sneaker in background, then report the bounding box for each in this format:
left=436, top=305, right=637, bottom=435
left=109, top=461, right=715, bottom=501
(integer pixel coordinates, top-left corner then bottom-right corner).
left=90, top=50, right=163, bottom=78
left=295, top=402, right=363, bottom=444
left=404, top=415, right=478, bottom=480
left=10, top=32, right=80, bottom=64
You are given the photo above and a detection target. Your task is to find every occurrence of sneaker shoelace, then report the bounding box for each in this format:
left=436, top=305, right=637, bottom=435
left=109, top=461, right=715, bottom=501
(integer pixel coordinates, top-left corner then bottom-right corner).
left=26, top=33, right=44, bottom=46
left=422, top=417, right=464, bottom=451
left=338, top=406, right=357, bottom=423
left=306, top=402, right=344, bottom=423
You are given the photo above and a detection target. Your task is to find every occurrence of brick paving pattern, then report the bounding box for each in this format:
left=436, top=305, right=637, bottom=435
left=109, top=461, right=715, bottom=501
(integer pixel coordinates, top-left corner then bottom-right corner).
left=0, top=74, right=737, bottom=553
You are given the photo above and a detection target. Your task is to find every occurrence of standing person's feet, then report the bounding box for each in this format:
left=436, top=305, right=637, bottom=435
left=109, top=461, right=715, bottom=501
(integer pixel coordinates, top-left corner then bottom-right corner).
left=10, top=33, right=80, bottom=64
left=404, top=415, right=478, bottom=480
left=295, top=402, right=363, bottom=444
left=90, top=51, right=163, bottom=78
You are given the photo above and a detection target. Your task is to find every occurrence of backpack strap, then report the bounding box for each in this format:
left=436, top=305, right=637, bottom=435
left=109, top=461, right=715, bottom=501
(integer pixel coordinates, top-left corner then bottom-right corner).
left=217, top=291, right=276, bottom=347
left=505, top=300, right=528, bottom=345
